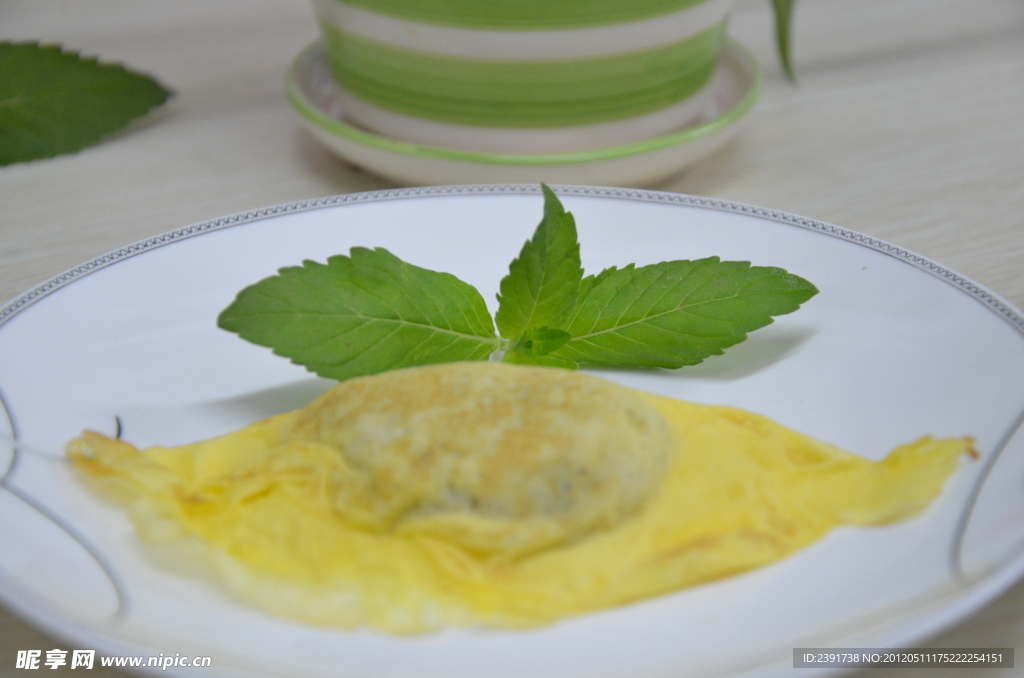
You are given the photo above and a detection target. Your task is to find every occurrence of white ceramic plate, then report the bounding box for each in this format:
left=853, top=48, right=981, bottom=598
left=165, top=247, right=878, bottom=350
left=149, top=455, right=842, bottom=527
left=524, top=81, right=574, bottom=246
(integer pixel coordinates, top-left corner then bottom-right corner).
left=286, top=41, right=761, bottom=187
left=2, top=185, right=1024, bottom=678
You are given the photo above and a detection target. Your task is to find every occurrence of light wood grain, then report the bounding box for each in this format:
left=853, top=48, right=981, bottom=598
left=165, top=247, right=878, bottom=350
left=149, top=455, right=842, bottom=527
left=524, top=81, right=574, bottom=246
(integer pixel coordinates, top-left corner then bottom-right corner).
left=2, top=0, right=1023, bottom=675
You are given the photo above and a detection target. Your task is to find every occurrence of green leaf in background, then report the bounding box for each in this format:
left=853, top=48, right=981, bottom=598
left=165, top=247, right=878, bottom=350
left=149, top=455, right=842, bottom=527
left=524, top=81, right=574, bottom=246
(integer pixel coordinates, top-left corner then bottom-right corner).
left=217, top=247, right=502, bottom=382
left=495, top=184, right=583, bottom=348
left=771, top=0, right=797, bottom=82
left=0, top=42, right=171, bottom=166
left=549, top=258, right=818, bottom=368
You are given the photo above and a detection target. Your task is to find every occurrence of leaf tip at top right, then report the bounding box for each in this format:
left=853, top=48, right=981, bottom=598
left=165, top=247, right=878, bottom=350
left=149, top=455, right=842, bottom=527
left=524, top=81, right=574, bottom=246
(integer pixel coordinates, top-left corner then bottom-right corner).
left=770, top=0, right=798, bottom=83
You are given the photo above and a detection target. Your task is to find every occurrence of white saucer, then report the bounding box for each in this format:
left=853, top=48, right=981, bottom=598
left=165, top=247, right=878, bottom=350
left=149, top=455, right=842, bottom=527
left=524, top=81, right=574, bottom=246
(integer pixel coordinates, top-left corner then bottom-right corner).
left=286, top=40, right=762, bottom=187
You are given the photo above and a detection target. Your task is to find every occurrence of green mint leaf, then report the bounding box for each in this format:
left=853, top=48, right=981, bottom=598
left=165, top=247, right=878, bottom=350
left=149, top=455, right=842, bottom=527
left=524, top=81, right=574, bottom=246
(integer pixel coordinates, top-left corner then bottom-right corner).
left=563, top=265, right=620, bottom=329
left=549, top=257, right=818, bottom=368
left=771, top=0, right=797, bottom=82
left=495, top=184, right=583, bottom=341
left=217, top=247, right=502, bottom=381
left=0, top=42, right=172, bottom=166
left=512, top=326, right=572, bottom=358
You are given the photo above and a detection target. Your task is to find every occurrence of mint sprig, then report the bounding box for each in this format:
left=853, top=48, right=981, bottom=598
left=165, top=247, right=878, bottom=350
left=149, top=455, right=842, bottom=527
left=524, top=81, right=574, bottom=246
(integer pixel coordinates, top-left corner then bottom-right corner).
left=219, top=187, right=818, bottom=380
left=0, top=42, right=171, bottom=166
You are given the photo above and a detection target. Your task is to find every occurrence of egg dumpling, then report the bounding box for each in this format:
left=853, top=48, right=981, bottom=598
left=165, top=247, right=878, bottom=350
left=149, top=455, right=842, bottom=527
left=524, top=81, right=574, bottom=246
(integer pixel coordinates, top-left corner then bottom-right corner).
left=287, top=362, right=671, bottom=558
left=67, top=362, right=973, bottom=633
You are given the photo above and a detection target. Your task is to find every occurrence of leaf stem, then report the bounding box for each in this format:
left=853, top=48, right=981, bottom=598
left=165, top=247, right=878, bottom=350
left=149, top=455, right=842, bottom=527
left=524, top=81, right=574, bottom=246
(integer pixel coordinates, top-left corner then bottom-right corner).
left=771, top=0, right=797, bottom=83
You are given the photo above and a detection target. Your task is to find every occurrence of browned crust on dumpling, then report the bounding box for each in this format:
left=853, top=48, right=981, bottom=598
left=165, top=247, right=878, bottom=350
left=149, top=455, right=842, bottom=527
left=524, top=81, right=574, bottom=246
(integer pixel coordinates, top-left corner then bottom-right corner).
left=290, top=362, right=673, bottom=558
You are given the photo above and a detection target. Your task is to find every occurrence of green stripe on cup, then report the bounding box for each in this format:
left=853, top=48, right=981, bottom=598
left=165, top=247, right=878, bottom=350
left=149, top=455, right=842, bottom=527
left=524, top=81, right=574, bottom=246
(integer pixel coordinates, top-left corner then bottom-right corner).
left=321, top=22, right=726, bottom=128
left=287, top=40, right=763, bottom=167
left=331, top=0, right=712, bottom=29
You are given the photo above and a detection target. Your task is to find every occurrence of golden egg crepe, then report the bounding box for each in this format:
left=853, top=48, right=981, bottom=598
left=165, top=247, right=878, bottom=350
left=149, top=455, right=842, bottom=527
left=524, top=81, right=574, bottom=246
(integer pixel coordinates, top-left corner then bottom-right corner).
left=67, top=363, right=973, bottom=633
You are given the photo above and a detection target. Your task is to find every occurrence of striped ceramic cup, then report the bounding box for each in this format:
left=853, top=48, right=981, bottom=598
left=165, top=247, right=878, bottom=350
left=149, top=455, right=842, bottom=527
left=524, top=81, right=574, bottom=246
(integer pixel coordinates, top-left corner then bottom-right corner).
left=313, top=0, right=734, bottom=154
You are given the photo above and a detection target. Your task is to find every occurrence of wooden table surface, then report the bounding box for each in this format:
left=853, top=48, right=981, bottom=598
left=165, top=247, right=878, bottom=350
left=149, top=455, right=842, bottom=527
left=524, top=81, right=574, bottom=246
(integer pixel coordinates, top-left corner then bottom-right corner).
left=2, top=0, right=1023, bottom=675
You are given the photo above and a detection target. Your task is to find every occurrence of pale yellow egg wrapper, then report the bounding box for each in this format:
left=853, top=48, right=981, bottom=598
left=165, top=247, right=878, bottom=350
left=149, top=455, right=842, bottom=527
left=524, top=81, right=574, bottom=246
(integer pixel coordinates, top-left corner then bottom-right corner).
left=67, top=362, right=974, bottom=633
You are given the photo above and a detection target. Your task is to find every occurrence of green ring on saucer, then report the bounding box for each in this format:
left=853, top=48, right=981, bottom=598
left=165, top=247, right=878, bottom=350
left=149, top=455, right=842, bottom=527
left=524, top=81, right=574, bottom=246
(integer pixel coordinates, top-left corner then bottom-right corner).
left=286, top=39, right=762, bottom=167
left=327, top=0, right=712, bottom=29
left=321, top=22, right=726, bottom=128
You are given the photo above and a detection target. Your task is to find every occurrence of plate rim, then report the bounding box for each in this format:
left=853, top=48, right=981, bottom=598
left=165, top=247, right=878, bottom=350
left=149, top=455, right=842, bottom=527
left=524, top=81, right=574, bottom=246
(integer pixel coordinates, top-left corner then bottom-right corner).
left=3, top=184, right=1022, bottom=335
left=284, top=40, right=763, bottom=166
left=3, top=184, right=1024, bottom=677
